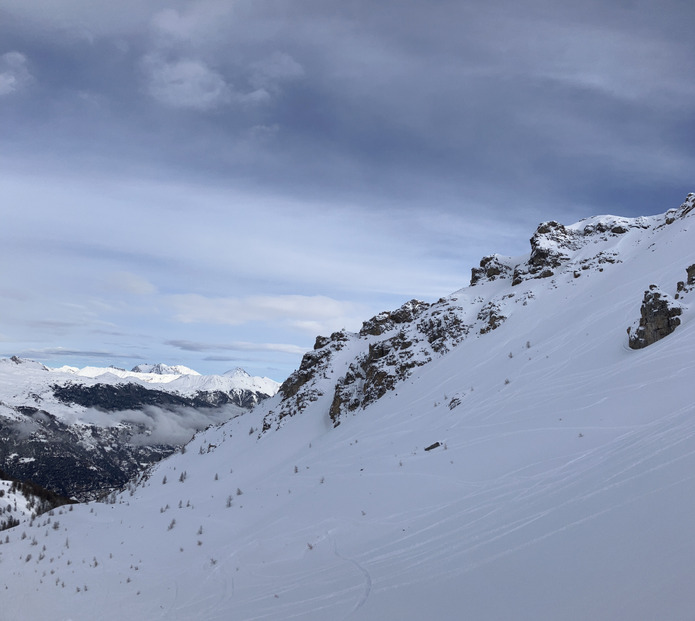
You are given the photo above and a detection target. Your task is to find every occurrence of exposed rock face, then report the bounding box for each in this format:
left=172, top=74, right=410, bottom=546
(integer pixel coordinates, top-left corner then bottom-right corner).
left=267, top=290, right=515, bottom=431
left=477, top=301, right=507, bottom=334
left=268, top=330, right=350, bottom=431
left=279, top=331, right=348, bottom=401
left=417, top=307, right=470, bottom=353
left=471, top=255, right=513, bottom=286
left=472, top=215, right=637, bottom=289
left=266, top=299, right=474, bottom=431
left=329, top=330, right=425, bottom=426
left=359, top=300, right=430, bottom=336
left=663, top=193, right=695, bottom=224
left=628, top=286, right=683, bottom=349
left=511, top=221, right=576, bottom=285
left=529, top=221, right=573, bottom=269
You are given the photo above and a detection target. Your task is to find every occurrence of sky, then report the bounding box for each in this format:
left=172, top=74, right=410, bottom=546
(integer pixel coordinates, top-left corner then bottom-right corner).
left=1, top=0, right=694, bottom=381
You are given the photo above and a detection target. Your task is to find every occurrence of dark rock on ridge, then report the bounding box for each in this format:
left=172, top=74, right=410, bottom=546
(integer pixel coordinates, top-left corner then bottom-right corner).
left=359, top=300, right=430, bottom=336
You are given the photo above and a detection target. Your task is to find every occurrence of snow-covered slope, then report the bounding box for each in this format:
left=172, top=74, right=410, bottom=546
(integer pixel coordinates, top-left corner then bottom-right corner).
left=1, top=196, right=694, bottom=620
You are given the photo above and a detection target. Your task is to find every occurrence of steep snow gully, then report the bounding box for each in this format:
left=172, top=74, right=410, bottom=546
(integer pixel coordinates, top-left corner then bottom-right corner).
left=1, top=195, right=694, bottom=620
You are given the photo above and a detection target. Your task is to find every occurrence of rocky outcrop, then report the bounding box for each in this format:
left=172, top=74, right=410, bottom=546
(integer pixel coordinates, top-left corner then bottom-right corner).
left=663, top=193, right=695, bottom=225
left=359, top=300, right=430, bottom=336
left=417, top=308, right=470, bottom=353
left=477, top=301, right=507, bottom=334
left=329, top=330, right=426, bottom=426
left=470, top=255, right=513, bottom=286
left=504, top=215, right=642, bottom=287
left=265, top=331, right=349, bottom=431
left=278, top=331, right=348, bottom=401
left=264, top=298, right=479, bottom=431
left=675, top=264, right=695, bottom=300
left=628, top=285, right=683, bottom=349
left=511, top=221, right=577, bottom=285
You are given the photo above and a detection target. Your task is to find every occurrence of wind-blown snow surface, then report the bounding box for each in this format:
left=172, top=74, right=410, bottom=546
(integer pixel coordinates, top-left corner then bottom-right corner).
left=1, top=199, right=694, bottom=620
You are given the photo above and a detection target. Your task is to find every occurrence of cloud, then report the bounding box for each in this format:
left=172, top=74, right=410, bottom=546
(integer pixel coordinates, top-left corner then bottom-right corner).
left=0, top=0, right=182, bottom=39
left=12, top=347, right=143, bottom=360
left=140, top=53, right=273, bottom=109
left=0, top=52, right=32, bottom=96
left=142, top=5, right=302, bottom=111
left=108, top=272, right=157, bottom=295
left=143, top=5, right=296, bottom=111
left=166, top=339, right=307, bottom=356
left=141, top=54, right=233, bottom=110
left=76, top=403, right=244, bottom=446
left=169, top=293, right=364, bottom=334
left=249, top=52, right=305, bottom=91
left=150, top=4, right=232, bottom=43
left=503, top=20, right=695, bottom=107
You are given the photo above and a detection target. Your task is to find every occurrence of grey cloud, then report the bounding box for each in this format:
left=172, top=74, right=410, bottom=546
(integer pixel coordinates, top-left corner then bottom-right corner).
left=0, top=51, right=32, bottom=95
left=168, top=293, right=364, bottom=332
left=78, top=403, right=245, bottom=446
left=167, top=339, right=306, bottom=356
left=3, top=0, right=693, bottom=216
left=141, top=54, right=236, bottom=110
left=249, top=52, right=304, bottom=91
left=12, top=348, right=144, bottom=360
left=0, top=0, right=178, bottom=38
left=24, top=320, right=80, bottom=329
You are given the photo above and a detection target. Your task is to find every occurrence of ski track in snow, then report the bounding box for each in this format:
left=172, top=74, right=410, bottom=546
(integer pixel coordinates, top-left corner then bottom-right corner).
left=332, top=536, right=373, bottom=619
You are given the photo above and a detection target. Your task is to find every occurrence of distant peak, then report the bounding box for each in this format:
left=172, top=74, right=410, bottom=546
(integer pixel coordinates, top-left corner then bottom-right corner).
left=223, top=367, right=251, bottom=378
left=2, top=356, right=49, bottom=371
left=131, top=363, right=200, bottom=376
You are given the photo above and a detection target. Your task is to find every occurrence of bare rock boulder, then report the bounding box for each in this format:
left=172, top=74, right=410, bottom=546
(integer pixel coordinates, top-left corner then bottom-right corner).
left=628, top=285, right=683, bottom=349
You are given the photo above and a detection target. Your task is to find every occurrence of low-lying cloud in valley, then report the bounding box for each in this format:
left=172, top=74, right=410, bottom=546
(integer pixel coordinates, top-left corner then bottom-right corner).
left=78, top=403, right=246, bottom=446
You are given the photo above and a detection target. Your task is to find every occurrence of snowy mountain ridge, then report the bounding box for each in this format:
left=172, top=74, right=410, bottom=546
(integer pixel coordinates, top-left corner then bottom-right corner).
left=1, top=195, right=694, bottom=620
left=1, top=359, right=279, bottom=407
left=130, top=363, right=201, bottom=376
